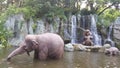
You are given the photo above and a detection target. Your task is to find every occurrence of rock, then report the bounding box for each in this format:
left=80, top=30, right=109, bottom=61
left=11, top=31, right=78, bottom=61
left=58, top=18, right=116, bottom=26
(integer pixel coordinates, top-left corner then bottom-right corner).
left=98, top=44, right=111, bottom=52
left=35, top=20, right=45, bottom=34
left=4, top=14, right=27, bottom=46
left=96, top=45, right=114, bottom=53
left=90, top=46, right=101, bottom=52
left=113, top=17, right=120, bottom=40
left=103, top=44, right=111, bottom=49
left=85, top=46, right=102, bottom=52
left=4, top=14, right=62, bottom=46
left=86, top=49, right=91, bottom=52
left=73, top=44, right=103, bottom=52
left=104, top=38, right=115, bottom=47
left=98, top=47, right=106, bottom=52
left=105, top=47, right=119, bottom=56
left=27, top=18, right=34, bottom=34
left=64, top=43, right=74, bottom=52
left=73, top=44, right=86, bottom=51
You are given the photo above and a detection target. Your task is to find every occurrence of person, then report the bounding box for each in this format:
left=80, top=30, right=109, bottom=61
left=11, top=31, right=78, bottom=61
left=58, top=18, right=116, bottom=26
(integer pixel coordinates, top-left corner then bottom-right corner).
left=82, top=29, right=93, bottom=46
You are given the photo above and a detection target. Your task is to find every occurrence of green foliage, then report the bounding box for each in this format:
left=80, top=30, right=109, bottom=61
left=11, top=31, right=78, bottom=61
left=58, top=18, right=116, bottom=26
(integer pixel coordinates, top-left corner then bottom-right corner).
left=80, top=8, right=91, bottom=15
left=6, top=5, right=36, bottom=20
left=0, top=16, right=12, bottom=48
left=20, top=7, right=36, bottom=20
left=80, top=8, right=96, bottom=15
left=24, top=0, right=67, bottom=21
left=0, top=12, right=7, bottom=47
left=32, top=23, right=37, bottom=32
left=103, top=9, right=120, bottom=22
left=98, top=8, right=120, bottom=27
left=0, top=5, right=14, bottom=47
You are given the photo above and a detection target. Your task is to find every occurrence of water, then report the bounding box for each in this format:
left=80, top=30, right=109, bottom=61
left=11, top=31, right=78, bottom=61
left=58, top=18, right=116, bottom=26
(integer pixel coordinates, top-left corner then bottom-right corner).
left=90, top=15, right=102, bottom=45
left=70, top=15, right=102, bottom=45
left=1, top=47, right=120, bottom=68
left=104, top=25, right=115, bottom=47
left=71, top=15, right=77, bottom=44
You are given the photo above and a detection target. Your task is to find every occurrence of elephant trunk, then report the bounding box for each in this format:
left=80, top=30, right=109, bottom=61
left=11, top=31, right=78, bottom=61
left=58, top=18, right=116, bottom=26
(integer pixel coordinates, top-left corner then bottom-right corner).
left=7, top=47, right=26, bottom=61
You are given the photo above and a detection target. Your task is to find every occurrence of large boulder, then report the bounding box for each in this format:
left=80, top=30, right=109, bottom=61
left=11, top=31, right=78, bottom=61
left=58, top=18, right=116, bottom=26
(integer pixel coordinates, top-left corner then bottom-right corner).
left=105, top=47, right=120, bottom=56
left=64, top=43, right=74, bottom=52
left=98, top=44, right=111, bottom=52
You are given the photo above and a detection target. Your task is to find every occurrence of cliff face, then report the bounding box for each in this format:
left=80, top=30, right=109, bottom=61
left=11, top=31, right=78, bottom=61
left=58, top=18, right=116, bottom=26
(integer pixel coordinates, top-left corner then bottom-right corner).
left=113, top=17, right=120, bottom=47
left=3, top=14, right=102, bottom=46
left=4, top=14, right=62, bottom=46
left=4, top=14, right=27, bottom=46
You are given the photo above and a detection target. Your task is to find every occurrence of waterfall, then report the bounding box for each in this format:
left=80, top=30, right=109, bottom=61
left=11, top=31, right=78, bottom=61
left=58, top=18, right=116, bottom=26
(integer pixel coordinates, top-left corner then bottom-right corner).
left=90, top=15, right=102, bottom=45
left=104, top=24, right=115, bottom=47
left=81, top=16, right=86, bottom=30
left=108, top=25, right=113, bottom=39
left=64, top=29, right=71, bottom=39
left=71, top=15, right=77, bottom=44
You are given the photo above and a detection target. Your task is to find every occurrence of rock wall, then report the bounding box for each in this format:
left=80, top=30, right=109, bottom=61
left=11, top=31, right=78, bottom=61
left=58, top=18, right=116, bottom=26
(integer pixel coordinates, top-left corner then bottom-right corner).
left=113, top=17, right=120, bottom=47
left=4, top=14, right=99, bottom=46
left=4, top=14, right=61, bottom=46
left=4, top=14, right=27, bottom=46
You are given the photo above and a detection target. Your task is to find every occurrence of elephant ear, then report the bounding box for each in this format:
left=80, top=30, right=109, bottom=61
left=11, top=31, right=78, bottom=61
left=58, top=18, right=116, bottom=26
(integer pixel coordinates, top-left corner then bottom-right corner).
left=32, top=40, right=39, bottom=49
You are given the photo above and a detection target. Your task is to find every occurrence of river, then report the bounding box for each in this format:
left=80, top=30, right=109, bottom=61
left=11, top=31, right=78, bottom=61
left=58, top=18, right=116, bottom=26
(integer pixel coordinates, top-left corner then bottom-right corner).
left=0, top=47, right=120, bottom=68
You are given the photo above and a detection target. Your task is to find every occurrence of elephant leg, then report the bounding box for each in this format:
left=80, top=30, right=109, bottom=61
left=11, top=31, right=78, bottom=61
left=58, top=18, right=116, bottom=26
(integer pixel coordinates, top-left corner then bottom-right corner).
left=34, top=50, right=39, bottom=60
left=39, top=51, right=47, bottom=60
left=50, top=52, right=62, bottom=59
left=38, top=47, right=48, bottom=60
left=49, top=47, right=64, bottom=59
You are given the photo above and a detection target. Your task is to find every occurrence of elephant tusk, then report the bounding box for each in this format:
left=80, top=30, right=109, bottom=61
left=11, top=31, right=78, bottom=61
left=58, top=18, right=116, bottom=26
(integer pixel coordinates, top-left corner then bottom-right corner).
left=26, top=51, right=30, bottom=56
left=24, top=49, right=30, bottom=56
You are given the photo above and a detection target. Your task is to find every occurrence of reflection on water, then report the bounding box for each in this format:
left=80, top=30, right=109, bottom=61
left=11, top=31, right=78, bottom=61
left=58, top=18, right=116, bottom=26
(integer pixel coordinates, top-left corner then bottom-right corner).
left=0, top=47, right=120, bottom=68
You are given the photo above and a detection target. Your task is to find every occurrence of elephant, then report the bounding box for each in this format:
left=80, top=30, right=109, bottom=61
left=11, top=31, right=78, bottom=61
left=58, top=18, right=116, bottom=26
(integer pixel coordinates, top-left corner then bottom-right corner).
left=82, top=29, right=93, bottom=46
left=105, top=47, right=119, bottom=56
left=6, top=33, right=64, bottom=61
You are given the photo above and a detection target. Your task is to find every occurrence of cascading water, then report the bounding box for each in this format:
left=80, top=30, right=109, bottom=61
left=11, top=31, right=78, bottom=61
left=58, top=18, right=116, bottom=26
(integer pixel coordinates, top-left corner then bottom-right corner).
left=90, top=15, right=102, bottom=45
left=71, top=15, right=77, bottom=44
left=104, top=24, right=115, bottom=47
left=70, top=15, right=102, bottom=45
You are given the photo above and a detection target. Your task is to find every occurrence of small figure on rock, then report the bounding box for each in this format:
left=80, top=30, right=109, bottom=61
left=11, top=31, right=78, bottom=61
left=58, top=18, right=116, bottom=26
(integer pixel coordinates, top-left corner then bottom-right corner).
left=105, top=47, right=119, bottom=56
left=82, top=29, right=93, bottom=46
